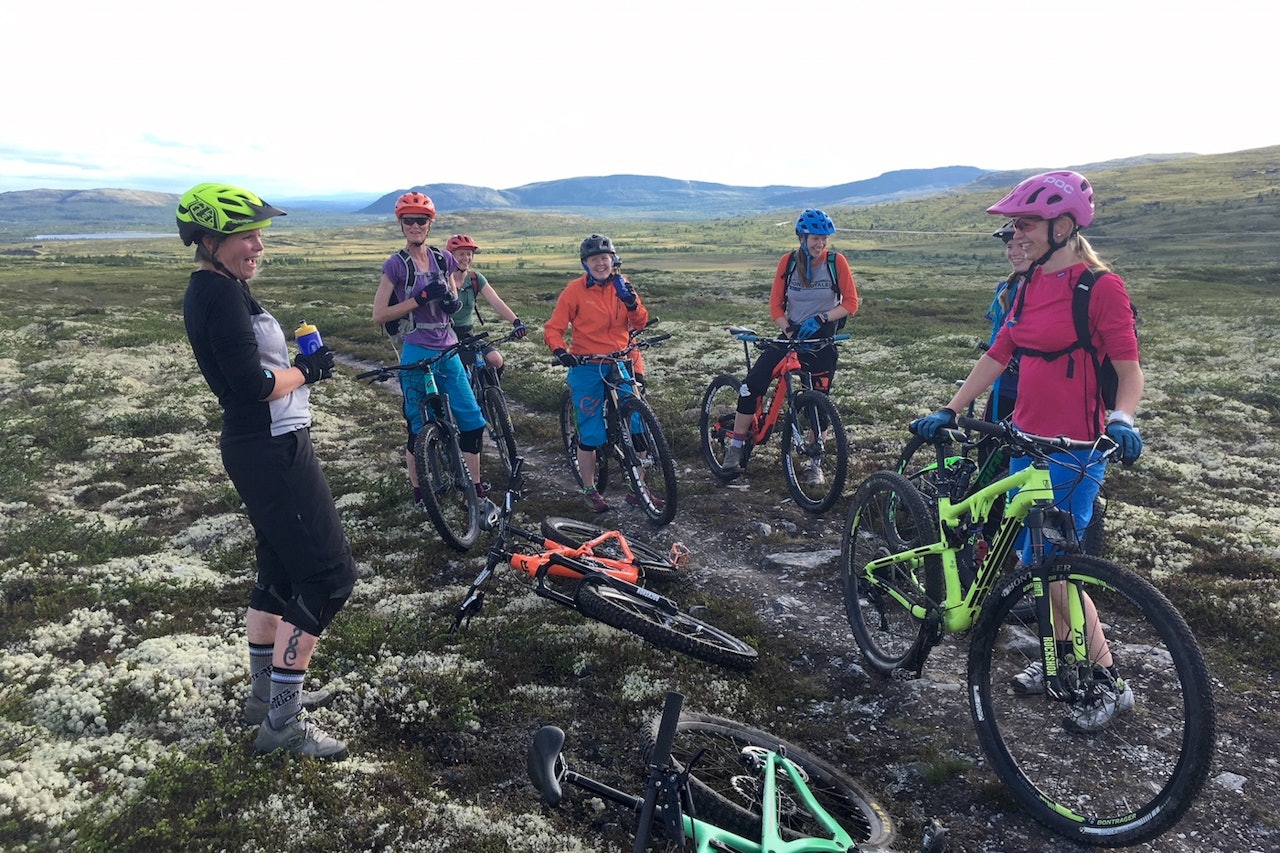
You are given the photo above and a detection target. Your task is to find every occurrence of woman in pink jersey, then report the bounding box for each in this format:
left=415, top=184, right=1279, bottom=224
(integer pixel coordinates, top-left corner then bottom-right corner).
left=911, top=170, right=1143, bottom=733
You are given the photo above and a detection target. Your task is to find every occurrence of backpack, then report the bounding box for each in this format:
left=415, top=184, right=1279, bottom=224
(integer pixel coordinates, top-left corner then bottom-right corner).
left=783, top=250, right=847, bottom=329
left=1012, top=268, right=1139, bottom=409
left=383, top=246, right=448, bottom=338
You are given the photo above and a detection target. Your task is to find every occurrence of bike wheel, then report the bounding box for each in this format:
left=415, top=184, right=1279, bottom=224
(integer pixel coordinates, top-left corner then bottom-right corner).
left=539, top=517, right=680, bottom=582
left=616, top=396, right=678, bottom=526
left=781, top=389, right=848, bottom=514
left=481, top=384, right=519, bottom=480
left=839, top=471, right=940, bottom=675
left=558, top=388, right=607, bottom=492
left=574, top=579, right=757, bottom=671
left=642, top=711, right=895, bottom=848
left=969, top=555, right=1215, bottom=847
left=414, top=423, right=481, bottom=552
left=699, top=374, right=744, bottom=479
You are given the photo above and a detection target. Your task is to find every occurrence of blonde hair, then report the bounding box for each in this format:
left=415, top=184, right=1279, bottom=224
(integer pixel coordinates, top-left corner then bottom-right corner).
left=1069, top=232, right=1110, bottom=273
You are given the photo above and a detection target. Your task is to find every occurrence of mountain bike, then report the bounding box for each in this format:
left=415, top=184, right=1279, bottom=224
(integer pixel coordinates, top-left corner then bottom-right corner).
left=457, top=329, right=520, bottom=479
left=840, top=417, right=1215, bottom=847
left=700, top=327, right=849, bottom=513
left=557, top=327, right=678, bottom=525
left=528, top=690, right=898, bottom=852
left=357, top=342, right=486, bottom=553
left=452, top=459, right=756, bottom=670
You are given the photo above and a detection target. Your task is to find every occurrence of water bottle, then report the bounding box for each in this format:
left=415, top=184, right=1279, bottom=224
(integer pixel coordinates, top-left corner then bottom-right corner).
left=295, top=320, right=323, bottom=355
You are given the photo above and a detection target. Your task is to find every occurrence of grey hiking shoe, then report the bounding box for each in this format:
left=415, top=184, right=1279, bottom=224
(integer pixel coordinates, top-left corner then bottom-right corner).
left=254, top=711, right=348, bottom=760
left=243, top=687, right=335, bottom=725
left=722, top=443, right=744, bottom=472
left=1064, top=677, right=1135, bottom=734
left=804, top=461, right=825, bottom=487
left=1011, top=660, right=1045, bottom=695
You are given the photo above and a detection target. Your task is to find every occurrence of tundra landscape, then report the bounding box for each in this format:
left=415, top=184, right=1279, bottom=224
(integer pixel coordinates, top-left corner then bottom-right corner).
left=1, top=148, right=1278, bottom=852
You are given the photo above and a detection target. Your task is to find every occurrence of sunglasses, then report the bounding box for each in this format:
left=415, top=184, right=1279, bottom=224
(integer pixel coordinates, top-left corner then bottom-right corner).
left=400, top=216, right=431, bottom=226
left=1011, top=217, right=1043, bottom=233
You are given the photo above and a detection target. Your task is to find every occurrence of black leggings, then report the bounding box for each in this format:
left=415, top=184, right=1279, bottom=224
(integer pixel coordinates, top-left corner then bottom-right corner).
left=736, top=344, right=838, bottom=415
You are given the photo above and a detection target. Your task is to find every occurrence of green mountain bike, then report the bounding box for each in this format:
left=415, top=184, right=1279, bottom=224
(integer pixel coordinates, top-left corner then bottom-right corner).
left=528, top=691, right=898, bottom=852
left=840, top=417, right=1215, bottom=847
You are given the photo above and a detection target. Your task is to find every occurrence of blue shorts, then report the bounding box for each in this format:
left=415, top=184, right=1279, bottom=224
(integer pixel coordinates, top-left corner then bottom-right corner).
left=1008, top=447, right=1107, bottom=563
left=400, top=341, right=486, bottom=437
left=566, top=362, right=641, bottom=448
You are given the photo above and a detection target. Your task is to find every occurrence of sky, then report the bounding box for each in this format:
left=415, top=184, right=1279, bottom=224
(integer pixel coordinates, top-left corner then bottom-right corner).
left=3, top=0, right=1277, bottom=201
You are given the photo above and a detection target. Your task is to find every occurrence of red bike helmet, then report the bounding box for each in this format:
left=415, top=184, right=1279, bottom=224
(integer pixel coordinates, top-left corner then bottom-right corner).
left=394, top=192, right=436, bottom=219
left=987, top=170, right=1094, bottom=228
left=446, top=234, right=479, bottom=253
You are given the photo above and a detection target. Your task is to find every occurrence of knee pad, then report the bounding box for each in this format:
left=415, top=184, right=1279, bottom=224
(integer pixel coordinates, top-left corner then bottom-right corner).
left=459, top=426, right=484, bottom=455
left=406, top=424, right=416, bottom=455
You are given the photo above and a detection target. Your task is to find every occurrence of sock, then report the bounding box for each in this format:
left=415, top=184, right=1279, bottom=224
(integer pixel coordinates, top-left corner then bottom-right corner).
left=729, top=433, right=746, bottom=447
left=249, top=642, right=274, bottom=702
left=474, top=482, right=486, bottom=498
left=266, top=667, right=307, bottom=729
left=413, top=486, right=422, bottom=503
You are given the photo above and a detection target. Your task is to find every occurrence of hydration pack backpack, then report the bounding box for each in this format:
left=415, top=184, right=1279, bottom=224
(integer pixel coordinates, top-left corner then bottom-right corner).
left=383, top=245, right=448, bottom=338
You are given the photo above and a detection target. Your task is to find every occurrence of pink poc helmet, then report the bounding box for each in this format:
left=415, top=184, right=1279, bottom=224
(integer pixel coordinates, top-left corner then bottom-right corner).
left=987, top=170, right=1095, bottom=229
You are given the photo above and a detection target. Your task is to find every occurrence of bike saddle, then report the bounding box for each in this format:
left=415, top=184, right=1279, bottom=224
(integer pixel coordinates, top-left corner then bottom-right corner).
left=527, top=725, right=567, bottom=806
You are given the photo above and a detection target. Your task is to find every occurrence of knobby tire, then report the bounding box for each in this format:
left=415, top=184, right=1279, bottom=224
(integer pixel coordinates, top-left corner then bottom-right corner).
left=481, top=384, right=518, bottom=479
left=699, top=374, right=745, bottom=480
left=414, top=423, right=481, bottom=552
left=574, top=579, right=757, bottom=671
left=641, top=711, right=896, bottom=849
left=969, top=555, right=1215, bottom=847
left=616, top=395, right=678, bottom=525
left=559, top=389, right=607, bottom=492
left=539, top=517, right=680, bottom=582
left=840, top=471, right=940, bottom=675
left=782, top=389, right=848, bottom=514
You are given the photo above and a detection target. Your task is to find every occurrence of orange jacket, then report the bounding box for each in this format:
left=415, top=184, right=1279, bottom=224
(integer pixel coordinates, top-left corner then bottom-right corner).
left=544, top=275, right=650, bottom=356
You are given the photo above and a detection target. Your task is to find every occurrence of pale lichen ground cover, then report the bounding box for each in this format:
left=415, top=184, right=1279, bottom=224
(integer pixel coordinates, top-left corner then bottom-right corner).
left=1, top=263, right=1276, bottom=850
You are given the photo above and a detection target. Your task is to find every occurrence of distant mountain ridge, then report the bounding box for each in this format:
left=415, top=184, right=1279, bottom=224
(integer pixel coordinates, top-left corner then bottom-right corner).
left=358, top=166, right=992, bottom=217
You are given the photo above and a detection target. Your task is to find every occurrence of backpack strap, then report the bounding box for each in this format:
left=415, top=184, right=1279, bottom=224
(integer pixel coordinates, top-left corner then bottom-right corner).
left=781, top=250, right=843, bottom=310
left=1011, top=268, right=1099, bottom=363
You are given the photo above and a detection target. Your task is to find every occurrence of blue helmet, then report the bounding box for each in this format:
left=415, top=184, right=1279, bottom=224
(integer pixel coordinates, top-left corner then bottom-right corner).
left=795, top=208, right=836, bottom=237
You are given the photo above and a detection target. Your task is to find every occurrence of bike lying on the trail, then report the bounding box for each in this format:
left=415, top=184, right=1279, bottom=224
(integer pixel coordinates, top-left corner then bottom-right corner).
left=700, top=326, right=850, bottom=514
left=457, top=329, right=521, bottom=479
left=357, top=340, right=488, bottom=552
left=452, top=458, right=756, bottom=671
left=557, top=326, right=678, bottom=525
left=840, top=417, right=1215, bottom=847
left=528, top=690, right=897, bottom=852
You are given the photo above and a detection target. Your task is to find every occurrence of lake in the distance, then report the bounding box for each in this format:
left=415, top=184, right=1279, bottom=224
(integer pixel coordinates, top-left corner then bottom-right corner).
left=30, top=233, right=172, bottom=241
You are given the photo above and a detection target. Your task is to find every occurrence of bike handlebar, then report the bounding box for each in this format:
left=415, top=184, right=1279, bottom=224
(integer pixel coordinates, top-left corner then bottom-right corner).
left=549, top=331, right=672, bottom=366
left=355, top=339, right=472, bottom=382
left=727, top=327, right=850, bottom=347
left=954, top=415, right=1119, bottom=458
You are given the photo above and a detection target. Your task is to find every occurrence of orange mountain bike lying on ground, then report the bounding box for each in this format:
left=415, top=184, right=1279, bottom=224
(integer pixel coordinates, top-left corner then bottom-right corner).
left=451, top=458, right=758, bottom=671
left=700, top=327, right=850, bottom=513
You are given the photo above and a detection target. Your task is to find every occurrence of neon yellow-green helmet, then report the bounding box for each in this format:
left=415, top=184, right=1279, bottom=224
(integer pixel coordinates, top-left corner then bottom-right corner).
left=176, top=182, right=286, bottom=246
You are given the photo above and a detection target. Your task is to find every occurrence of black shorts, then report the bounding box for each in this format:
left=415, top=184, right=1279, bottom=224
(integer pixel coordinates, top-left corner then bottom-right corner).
left=221, top=429, right=356, bottom=606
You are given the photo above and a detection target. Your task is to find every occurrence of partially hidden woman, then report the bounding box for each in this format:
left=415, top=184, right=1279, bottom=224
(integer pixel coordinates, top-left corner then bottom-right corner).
left=179, top=183, right=355, bottom=759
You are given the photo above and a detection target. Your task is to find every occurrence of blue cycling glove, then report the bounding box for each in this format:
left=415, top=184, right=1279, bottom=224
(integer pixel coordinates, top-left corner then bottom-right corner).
left=1105, top=421, right=1143, bottom=464
left=611, top=274, right=638, bottom=309
left=511, top=318, right=528, bottom=339
left=910, top=408, right=957, bottom=440
left=797, top=316, right=822, bottom=340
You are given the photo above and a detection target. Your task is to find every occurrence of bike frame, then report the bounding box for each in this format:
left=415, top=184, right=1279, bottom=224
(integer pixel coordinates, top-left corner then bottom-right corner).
left=452, top=458, right=680, bottom=630
left=862, top=421, right=1112, bottom=686
left=529, top=692, right=858, bottom=853
left=728, top=330, right=850, bottom=449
